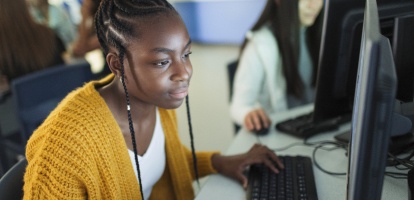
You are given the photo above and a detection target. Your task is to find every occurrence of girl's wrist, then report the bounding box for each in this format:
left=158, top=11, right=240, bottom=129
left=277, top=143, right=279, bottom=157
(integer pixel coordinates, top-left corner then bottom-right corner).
left=211, top=154, right=224, bottom=173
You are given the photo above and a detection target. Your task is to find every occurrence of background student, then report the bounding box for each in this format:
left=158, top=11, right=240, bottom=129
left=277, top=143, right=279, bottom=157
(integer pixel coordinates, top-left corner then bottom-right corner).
left=71, top=0, right=110, bottom=77
left=0, top=0, right=67, bottom=169
left=26, top=0, right=77, bottom=49
left=0, top=0, right=66, bottom=94
left=230, top=0, right=324, bottom=133
left=70, top=0, right=101, bottom=58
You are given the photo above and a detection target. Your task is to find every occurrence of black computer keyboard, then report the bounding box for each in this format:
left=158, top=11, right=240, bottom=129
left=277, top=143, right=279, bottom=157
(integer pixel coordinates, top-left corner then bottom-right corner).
left=246, top=155, right=318, bottom=200
left=275, top=112, right=351, bottom=138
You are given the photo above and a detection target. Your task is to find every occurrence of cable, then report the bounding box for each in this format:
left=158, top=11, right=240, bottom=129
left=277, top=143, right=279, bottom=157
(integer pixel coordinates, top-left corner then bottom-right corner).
left=255, top=135, right=310, bottom=152
left=385, top=171, right=408, bottom=179
left=312, top=142, right=347, bottom=176
left=271, top=142, right=309, bottom=152
left=256, top=133, right=348, bottom=152
left=256, top=132, right=413, bottom=179
left=387, top=151, right=414, bottom=169
left=257, top=133, right=349, bottom=176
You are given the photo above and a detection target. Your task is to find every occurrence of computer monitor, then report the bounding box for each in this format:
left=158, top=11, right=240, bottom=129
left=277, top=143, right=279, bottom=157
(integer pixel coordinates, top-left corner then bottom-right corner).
left=393, top=13, right=414, bottom=119
left=313, top=0, right=414, bottom=124
left=313, top=0, right=363, bottom=123
left=346, top=0, right=397, bottom=199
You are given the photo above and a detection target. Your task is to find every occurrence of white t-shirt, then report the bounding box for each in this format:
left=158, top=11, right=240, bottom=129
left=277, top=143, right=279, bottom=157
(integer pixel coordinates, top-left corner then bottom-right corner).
left=128, top=110, right=166, bottom=200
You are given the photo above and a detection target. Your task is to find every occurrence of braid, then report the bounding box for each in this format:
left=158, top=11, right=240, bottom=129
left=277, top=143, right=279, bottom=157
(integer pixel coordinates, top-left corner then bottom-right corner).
left=119, top=50, right=144, bottom=200
left=185, top=95, right=200, bottom=186
left=95, top=0, right=175, bottom=56
left=95, top=0, right=200, bottom=198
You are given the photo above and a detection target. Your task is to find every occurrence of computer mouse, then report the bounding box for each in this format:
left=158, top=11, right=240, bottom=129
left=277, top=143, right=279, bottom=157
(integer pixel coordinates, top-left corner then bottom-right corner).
left=254, top=119, right=270, bottom=135
left=254, top=127, right=270, bottom=135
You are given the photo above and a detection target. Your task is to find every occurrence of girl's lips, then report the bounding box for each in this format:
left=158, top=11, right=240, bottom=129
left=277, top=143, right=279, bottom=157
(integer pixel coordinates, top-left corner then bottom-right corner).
left=169, top=89, right=188, bottom=99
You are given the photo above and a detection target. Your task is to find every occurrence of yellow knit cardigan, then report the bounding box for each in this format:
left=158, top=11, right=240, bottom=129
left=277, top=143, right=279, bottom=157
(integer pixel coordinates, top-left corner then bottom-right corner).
left=23, top=75, right=218, bottom=199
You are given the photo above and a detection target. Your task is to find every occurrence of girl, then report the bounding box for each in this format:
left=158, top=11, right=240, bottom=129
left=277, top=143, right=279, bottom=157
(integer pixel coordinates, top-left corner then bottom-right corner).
left=230, top=0, right=324, bottom=133
left=23, top=0, right=283, bottom=199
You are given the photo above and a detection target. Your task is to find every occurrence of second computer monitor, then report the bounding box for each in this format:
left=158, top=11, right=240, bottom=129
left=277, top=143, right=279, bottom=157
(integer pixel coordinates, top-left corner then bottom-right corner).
left=313, top=0, right=414, bottom=124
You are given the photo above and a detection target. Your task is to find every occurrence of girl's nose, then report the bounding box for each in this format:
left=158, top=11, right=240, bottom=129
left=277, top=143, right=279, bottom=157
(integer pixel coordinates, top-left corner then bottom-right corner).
left=172, top=61, right=192, bottom=82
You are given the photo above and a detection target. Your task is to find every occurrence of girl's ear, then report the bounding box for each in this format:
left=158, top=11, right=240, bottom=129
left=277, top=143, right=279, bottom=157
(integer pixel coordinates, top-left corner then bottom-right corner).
left=106, top=52, right=122, bottom=78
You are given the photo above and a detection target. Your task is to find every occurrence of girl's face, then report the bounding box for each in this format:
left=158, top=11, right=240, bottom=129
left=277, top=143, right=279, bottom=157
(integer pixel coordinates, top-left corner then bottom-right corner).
left=123, top=13, right=192, bottom=109
left=298, top=0, right=323, bottom=27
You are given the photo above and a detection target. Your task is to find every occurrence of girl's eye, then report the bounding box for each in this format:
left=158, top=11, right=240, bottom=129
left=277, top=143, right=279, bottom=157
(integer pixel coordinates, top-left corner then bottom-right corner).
left=155, top=60, right=170, bottom=66
left=183, top=51, right=192, bottom=58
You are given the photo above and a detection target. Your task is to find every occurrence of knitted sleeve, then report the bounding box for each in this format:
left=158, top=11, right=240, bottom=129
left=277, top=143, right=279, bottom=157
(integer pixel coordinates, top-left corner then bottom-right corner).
left=23, top=98, right=109, bottom=200
left=183, top=146, right=219, bottom=179
left=23, top=122, right=93, bottom=199
left=24, top=79, right=140, bottom=200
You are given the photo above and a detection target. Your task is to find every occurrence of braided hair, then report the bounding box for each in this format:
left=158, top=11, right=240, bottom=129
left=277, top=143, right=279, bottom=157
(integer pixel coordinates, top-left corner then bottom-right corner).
left=94, top=0, right=199, bottom=198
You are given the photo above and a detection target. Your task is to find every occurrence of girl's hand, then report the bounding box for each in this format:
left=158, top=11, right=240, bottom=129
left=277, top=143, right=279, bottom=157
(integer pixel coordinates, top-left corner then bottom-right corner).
left=211, top=143, right=284, bottom=189
left=244, top=108, right=271, bottom=132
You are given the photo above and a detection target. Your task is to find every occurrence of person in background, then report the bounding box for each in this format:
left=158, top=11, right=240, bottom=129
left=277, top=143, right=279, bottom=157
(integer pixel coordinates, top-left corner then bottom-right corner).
left=23, top=0, right=284, bottom=199
left=0, top=0, right=66, bottom=92
left=71, top=0, right=110, bottom=77
left=230, top=0, right=324, bottom=133
left=0, top=0, right=66, bottom=165
left=60, top=0, right=83, bottom=27
left=27, top=0, right=77, bottom=49
left=70, top=0, right=101, bottom=58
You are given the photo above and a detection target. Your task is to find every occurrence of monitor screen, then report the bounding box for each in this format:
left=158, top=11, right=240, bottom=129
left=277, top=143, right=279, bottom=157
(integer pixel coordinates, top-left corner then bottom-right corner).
left=346, top=0, right=397, bottom=199
left=313, top=0, right=364, bottom=123
left=313, top=0, right=414, bottom=124
left=392, top=13, right=414, bottom=120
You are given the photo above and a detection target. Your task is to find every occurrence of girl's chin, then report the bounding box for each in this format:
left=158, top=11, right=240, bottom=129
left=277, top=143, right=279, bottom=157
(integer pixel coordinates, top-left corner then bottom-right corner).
left=161, top=99, right=185, bottom=110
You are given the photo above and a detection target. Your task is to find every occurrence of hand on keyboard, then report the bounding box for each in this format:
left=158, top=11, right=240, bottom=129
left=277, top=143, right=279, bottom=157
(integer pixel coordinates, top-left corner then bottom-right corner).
left=247, top=156, right=318, bottom=200
left=211, top=143, right=284, bottom=189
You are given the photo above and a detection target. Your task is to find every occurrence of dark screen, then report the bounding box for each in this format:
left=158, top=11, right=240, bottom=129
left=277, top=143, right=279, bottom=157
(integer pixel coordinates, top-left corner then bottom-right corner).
left=313, top=0, right=414, bottom=123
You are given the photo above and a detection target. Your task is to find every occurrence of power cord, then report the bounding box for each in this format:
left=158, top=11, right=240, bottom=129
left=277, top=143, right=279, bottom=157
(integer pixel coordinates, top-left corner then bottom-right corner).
left=385, top=171, right=408, bottom=179
left=311, top=141, right=348, bottom=176
left=256, top=133, right=413, bottom=178
left=387, top=147, right=414, bottom=168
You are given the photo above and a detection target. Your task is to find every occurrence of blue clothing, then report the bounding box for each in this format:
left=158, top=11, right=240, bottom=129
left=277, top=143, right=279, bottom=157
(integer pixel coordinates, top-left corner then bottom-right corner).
left=29, top=3, right=77, bottom=48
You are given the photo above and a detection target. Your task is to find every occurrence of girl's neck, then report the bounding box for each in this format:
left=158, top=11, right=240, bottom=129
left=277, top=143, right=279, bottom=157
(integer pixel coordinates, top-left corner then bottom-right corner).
left=99, top=77, right=157, bottom=121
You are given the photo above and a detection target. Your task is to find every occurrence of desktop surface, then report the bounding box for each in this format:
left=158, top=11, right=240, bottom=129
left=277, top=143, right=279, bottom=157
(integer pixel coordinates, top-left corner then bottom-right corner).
left=195, top=105, right=408, bottom=200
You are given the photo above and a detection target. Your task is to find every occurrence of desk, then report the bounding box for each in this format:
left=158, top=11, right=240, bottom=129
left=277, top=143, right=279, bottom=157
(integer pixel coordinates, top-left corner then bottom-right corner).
left=195, top=105, right=408, bottom=199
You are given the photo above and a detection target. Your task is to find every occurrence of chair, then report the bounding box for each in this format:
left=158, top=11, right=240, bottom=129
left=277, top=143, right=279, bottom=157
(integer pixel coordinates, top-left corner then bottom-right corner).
left=0, top=127, right=23, bottom=177
left=0, top=158, right=27, bottom=199
left=0, top=91, right=24, bottom=175
left=227, top=60, right=241, bottom=133
left=11, top=61, right=94, bottom=144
